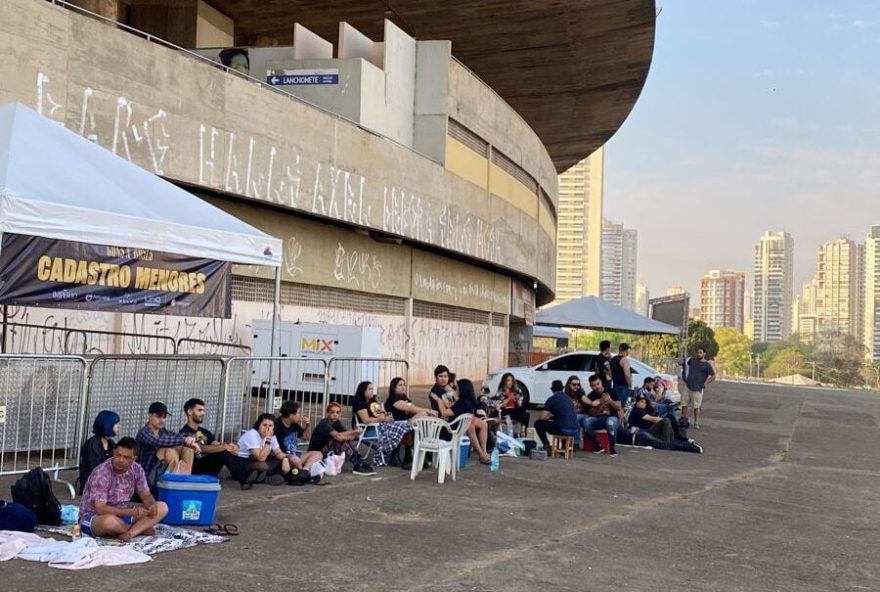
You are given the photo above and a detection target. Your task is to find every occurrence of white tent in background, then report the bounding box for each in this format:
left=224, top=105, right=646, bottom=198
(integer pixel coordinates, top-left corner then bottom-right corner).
left=0, top=101, right=284, bottom=363
left=535, top=295, right=680, bottom=335
left=0, top=102, right=281, bottom=266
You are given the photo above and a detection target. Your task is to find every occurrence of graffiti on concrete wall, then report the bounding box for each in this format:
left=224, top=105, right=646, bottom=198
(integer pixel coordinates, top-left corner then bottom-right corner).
left=33, top=72, right=522, bottom=273
left=332, top=242, right=382, bottom=290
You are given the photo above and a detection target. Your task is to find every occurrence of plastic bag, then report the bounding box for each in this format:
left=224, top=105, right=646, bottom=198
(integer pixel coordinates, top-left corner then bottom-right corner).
left=323, top=452, right=345, bottom=476
left=495, top=431, right=524, bottom=456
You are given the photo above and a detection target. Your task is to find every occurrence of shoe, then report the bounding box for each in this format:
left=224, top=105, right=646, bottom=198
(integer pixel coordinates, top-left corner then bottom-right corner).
left=266, top=474, right=286, bottom=486
left=693, top=423, right=701, bottom=430
left=609, top=450, right=618, bottom=457
left=687, top=438, right=696, bottom=444
left=694, top=444, right=703, bottom=454
left=593, top=449, right=605, bottom=455
left=352, top=464, right=376, bottom=476
left=254, top=470, right=268, bottom=484
left=240, top=469, right=260, bottom=490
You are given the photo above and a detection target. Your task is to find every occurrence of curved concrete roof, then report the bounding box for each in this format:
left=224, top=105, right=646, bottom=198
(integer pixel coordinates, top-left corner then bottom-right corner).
left=207, top=0, right=656, bottom=172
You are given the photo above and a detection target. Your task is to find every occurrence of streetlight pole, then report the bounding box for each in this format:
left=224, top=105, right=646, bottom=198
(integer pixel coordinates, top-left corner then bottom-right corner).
left=747, top=351, right=754, bottom=380
left=756, top=354, right=762, bottom=379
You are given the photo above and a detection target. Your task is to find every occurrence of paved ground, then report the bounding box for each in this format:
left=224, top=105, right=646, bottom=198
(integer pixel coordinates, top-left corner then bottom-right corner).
left=3, top=380, right=880, bottom=591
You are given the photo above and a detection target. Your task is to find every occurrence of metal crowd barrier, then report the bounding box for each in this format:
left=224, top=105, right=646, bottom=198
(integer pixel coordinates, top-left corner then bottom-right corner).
left=86, top=356, right=227, bottom=440
left=66, top=329, right=178, bottom=356
left=218, top=356, right=329, bottom=442
left=326, top=357, right=409, bottom=425
left=0, top=355, right=88, bottom=496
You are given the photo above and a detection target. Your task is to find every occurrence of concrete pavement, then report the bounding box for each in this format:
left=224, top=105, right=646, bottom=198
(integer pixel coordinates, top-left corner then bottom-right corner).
left=2, top=381, right=879, bottom=591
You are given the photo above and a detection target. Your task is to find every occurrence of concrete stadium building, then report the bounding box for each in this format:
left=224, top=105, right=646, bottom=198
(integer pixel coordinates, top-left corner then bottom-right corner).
left=0, top=0, right=655, bottom=383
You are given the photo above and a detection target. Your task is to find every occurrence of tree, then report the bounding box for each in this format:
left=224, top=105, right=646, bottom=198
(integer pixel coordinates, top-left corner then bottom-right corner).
left=764, top=346, right=809, bottom=379
left=687, top=319, right=718, bottom=359
left=811, top=331, right=867, bottom=387
left=714, top=327, right=751, bottom=377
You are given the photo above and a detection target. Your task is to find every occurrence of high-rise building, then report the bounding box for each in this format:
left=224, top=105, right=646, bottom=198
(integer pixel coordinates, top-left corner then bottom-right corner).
left=797, top=279, right=819, bottom=342
left=700, top=270, right=746, bottom=331
left=815, top=238, right=862, bottom=338
left=600, top=219, right=637, bottom=310
left=555, top=149, right=604, bottom=303
left=635, top=281, right=650, bottom=316
left=864, top=225, right=880, bottom=360
left=667, top=286, right=686, bottom=297
left=743, top=290, right=753, bottom=323
left=753, top=231, right=794, bottom=342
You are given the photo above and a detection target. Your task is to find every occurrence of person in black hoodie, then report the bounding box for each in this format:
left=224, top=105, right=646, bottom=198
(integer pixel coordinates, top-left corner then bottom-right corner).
left=78, top=410, right=121, bottom=493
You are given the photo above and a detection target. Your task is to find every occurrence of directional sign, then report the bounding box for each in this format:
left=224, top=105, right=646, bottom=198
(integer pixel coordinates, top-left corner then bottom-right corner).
left=267, top=69, right=339, bottom=86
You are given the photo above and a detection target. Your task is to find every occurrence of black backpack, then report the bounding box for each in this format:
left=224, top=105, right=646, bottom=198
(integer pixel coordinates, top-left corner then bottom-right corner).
left=11, top=468, right=62, bottom=526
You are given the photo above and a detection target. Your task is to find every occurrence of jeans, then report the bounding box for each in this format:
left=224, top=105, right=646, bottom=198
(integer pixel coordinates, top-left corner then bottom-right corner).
left=615, top=425, right=700, bottom=453
left=614, top=386, right=633, bottom=409
left=581, top=415, right=619, bottom=452
left=534, top=419, right=579, bottom=449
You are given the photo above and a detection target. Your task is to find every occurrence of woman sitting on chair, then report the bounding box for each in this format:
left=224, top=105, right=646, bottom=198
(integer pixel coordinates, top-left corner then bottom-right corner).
left=438, top=379, right=491, bottom=465
left=384, top=377, right=438, bottom=469
left=79, top=410, right=121, bottom=494
left=352, top=381, right=412, bottom=468
left=495, top=373, right=530, bottom=438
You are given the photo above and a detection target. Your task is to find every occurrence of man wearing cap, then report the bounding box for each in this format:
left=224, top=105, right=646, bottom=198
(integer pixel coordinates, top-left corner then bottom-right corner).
left=136, top=402, right=201, bottom=486
left=534, top=380, right=580, bottom=450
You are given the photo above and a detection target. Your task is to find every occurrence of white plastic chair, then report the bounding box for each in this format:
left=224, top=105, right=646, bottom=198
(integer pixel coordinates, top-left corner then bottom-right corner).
left=447, top=413, right=474, bottom=481
left=409, top=417, right=454, bottom=484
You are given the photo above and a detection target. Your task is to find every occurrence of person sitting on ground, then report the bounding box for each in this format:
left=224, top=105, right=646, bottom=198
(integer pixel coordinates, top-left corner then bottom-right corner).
left=495, top=372, right=530, bottom=438
left=136, top=402, right=200, bottom=487
left=580, top=375, right=620, bottom=456
left=634, top=376, right=656, bottom=401
left=179, top=398, right=257, bottom=490
left=308, top=402, right=376, bottom=476
left=438, top=378, right=492, bottom=465
left=237, top=413, right=299, bottom=485
left=625, top=393, right=702, bottom=453
left=385, top=376, right=437, bottom=469
left=79, top=410, right=121, bottom=494
left=534, top=380, right=580, bottom=450
left=274, top=401, right=324, bottom=474
left=79, top=437, right=169, bottom=541
left=650, top=377, right=680, bottom=420
left=352, top=380, right=411, bottom=468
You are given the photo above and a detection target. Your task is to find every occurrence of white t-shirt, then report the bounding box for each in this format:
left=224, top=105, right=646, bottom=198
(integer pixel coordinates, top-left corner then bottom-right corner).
left=237, top=429, right=280, bottom=459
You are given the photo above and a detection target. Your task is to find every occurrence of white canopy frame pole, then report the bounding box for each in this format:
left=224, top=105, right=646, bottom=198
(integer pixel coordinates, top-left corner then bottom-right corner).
left=266, top=267, right=282, bottom=413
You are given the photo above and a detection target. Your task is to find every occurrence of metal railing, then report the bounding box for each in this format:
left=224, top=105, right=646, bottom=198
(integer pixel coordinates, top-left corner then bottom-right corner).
left=176, top=338, right=251, bottom=357
left=86, top=355, right=227, bottom=438
left=0, top=321, right=178, bottom=355
left=0, top=352, right=409, bottom=495
left=0, top=355, right=88, bottom=496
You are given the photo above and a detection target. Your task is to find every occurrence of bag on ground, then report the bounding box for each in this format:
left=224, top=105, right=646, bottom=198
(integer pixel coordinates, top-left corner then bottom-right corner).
left=10, top=468, right=62, bottom=526
left=0, top=499, right=38, bottom=532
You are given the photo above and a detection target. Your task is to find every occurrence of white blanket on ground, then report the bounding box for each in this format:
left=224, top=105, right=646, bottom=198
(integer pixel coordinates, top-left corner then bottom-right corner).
left=36, top=523, right=228, bottom=554
left=0, top=530, right=151, bottom=569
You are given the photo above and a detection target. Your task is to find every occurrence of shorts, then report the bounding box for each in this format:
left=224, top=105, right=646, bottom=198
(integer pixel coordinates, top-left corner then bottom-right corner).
left=80, top=510, right=134, bottom=537
left=681, top=386, right=704, bottom=409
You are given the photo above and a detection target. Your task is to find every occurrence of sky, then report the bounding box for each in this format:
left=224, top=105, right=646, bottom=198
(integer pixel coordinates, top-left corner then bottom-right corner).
left=603, top=0, right=880, bottom=302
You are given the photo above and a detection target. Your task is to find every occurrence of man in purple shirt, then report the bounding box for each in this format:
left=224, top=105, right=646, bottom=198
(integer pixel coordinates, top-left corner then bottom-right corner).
left=136, top=401, right=201, bottom=479
left=79, top=437, right=168, bottom=540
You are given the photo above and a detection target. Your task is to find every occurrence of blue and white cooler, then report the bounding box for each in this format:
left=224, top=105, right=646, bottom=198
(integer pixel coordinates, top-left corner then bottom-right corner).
left=157, top=473, right=221, bottom=526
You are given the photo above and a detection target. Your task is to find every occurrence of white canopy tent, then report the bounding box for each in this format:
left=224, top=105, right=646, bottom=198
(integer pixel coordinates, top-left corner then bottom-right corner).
left=535, top=296, right=680, bottom=335
left=0, top=102, right=284, bottom=363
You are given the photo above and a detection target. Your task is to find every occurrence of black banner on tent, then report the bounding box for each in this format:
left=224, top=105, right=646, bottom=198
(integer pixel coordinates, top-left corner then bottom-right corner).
left=0, top=233, right=232, bottom=318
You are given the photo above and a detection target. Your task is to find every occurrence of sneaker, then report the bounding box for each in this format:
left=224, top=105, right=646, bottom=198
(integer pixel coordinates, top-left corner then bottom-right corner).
left=687, top=438, right=696, bottom=444
left=240, top=469, right=260, bottom=490
left=353, top=464, right=376, bottom=476
left=609, top=450, right=619, bottom=457
left=266, top=474, right=286, bottom=486
left=694, top=444, right=703, bottom=454
left=593, top=449, right=605, bottom=455
left=693, top=423, right=701, bottom=430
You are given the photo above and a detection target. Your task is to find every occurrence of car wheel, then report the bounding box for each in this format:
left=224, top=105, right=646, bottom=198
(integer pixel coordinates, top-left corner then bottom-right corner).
left=517, top=381, right=535, bottom=409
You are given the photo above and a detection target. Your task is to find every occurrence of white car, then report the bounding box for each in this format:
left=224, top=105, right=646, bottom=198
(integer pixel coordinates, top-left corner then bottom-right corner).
left=481, top=351, right=679, bottom=406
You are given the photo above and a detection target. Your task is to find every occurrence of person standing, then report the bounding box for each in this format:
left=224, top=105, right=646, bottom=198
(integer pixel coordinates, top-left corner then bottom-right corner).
left=681, top=346, right=716, bottom=429
left=610, top=343, right=634, bottom=408
left=598, top=340, right=614, bottom=394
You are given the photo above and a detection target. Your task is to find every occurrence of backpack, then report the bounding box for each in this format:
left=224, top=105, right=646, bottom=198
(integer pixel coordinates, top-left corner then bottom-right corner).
left=0, top=500, right=38, bottom=532
left=10, top=468, right=62, bottom=526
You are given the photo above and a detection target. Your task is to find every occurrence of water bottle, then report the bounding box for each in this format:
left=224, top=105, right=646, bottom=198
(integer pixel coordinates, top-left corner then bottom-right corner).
left=490, top=447, right=500, bottom=471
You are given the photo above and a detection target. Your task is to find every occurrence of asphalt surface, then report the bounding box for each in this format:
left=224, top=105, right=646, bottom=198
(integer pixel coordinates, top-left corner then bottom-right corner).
left=2, top=380, right=879, bottom=591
